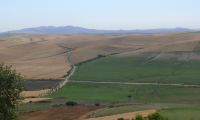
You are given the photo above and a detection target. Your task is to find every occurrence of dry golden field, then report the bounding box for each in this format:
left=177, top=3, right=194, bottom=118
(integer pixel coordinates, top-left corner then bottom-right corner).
left=21, top=89, right=51, bottom=97
left=22, top=98, right=52, bottom=104
left=1, top=32, right=200, bottom=79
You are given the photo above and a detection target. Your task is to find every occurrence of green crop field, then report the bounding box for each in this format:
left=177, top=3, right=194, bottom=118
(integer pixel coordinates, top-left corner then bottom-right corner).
left=159, top=108, right=200, bottom=120
left=134, top=87, right=200, bottom=104
left=70, top=52, right=200, bottom=85
left=43, top=82, right=200, bottom=104
left=44, top=87, right=131, bottom=102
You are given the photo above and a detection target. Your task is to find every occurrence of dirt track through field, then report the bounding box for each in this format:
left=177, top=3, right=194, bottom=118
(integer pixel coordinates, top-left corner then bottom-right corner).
left=56, top=44, right=76, bottom=88
left=87, top=110, right=156, bottom=120
left=69, top=80, right=200, bottom=87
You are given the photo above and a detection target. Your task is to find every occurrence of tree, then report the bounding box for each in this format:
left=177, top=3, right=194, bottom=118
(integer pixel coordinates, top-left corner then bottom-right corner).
left=66, top=101, right=77, bottom=106
left=0, top=62, right=26, bottom=120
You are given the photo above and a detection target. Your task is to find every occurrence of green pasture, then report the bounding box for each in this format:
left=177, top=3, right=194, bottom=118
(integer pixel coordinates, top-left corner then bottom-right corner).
left=71, top=52, right=200, bottom=85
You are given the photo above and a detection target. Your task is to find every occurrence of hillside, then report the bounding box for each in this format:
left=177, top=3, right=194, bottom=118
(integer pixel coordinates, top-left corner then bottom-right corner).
left=1, top=32, right=200, bottom=79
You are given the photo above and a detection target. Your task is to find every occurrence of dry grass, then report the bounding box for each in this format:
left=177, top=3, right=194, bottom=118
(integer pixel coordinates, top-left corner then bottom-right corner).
left=21, top=89, right=51, bottom=97
left=119, top=40, right=200, bottom=55
left=22, top=98, right=51, bottom=104
left=0, top=35, right=71, bottom=79
left=87, top=109, right=156, bottom=120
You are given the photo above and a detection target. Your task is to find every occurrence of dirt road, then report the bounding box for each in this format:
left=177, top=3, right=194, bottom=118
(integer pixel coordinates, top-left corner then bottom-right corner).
left=56, top=44, right=76, bottom=88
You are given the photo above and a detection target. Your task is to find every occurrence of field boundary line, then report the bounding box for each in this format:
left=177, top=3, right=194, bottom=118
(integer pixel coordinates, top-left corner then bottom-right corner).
left=69, top=80, right=200, bottom=87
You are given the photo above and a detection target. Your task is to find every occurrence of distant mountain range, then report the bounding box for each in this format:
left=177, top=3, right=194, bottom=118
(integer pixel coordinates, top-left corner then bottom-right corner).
left=1, top=26, right=197, bottom=35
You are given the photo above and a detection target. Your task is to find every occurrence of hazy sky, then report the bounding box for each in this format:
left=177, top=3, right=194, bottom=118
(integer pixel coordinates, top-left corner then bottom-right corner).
left=1, top=0, right=200, bottom=32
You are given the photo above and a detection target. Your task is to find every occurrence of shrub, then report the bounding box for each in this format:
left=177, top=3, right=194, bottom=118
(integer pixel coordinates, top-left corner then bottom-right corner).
left=148, top=112, right=168, bottom=120
left=117, top=118, right=124, bottom=120
left=95, top=103, right=100, bottom=106
left=132, top=114, right=144, bottom=120
left=66, top=101, right=77, bottom=106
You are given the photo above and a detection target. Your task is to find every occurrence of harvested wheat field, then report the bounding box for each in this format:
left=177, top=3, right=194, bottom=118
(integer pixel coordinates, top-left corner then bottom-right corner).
left=87, top=110, right=156, bottom=120
left=60, top=33, right=200, bottom=64
left=22, top=98, right=52, bottom=104
left=0, top=35, right=72, bottom=79
left=19, top=105, right=106, bottom=120
left=21, top=89, right=51, bottom=97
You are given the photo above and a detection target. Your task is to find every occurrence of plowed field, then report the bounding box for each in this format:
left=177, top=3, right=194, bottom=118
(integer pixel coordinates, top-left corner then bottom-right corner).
left=19, top=105, right=106, bottom=120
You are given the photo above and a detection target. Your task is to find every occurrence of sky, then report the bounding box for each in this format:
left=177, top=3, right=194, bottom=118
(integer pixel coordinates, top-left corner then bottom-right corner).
left=0, top=0, right=200, bottom=32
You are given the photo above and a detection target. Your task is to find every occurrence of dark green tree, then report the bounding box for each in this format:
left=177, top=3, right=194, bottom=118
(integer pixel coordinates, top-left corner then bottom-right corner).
left=66, top=101, right=77, bottom=106
left=0, top=62, right=26, bottom=120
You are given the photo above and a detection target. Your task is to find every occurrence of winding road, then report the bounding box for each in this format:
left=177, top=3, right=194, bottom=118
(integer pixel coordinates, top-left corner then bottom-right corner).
left=56, top=44, right=76, bottom=88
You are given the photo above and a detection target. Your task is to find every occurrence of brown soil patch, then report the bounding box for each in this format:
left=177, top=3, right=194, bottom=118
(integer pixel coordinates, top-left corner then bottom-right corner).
left=21, top=89, right=51, bottom=97
left=19, top=105, right=106, bottom=120
left=87, top=109, right=156, bottom=120
left=22, top=98, right=51, bottom=104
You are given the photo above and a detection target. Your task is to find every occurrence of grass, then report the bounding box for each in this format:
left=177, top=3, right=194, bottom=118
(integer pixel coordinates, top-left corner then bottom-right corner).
left=17, top=103, right=49, bottom=111
left=159, top=108, right=200, bottom=120
left=71, top=52, right=200, bottom=85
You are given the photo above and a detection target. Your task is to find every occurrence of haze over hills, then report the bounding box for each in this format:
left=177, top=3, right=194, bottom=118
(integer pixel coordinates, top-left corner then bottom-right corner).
left=1, top=26, right=195, bottom=35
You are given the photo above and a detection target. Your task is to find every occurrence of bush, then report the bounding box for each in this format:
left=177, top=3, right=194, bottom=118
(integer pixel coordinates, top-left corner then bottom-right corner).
left=66, top=101, right=77, bottom=106
left=132, top=114, right=144, bottom=120
left=117, top=118, right=124, bottom=120
left=95, top=103, right=100, bottom=106
left=148, top=112, right=168, bottom=120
